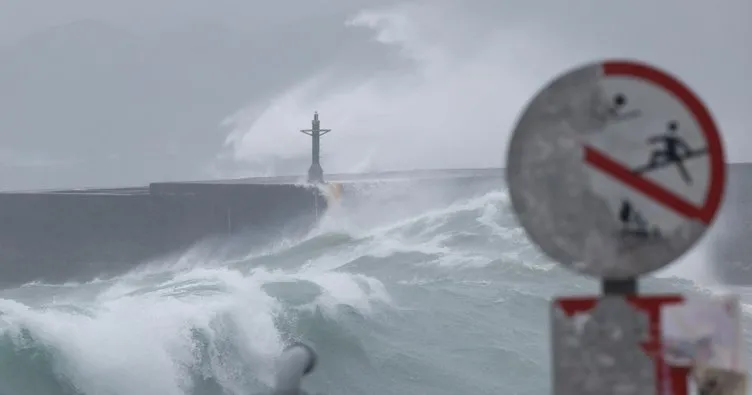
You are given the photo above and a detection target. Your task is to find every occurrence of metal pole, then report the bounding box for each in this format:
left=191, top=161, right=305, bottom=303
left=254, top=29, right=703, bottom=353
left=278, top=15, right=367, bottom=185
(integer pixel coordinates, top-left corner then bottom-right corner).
left=601, top=278, right=637, bottom=295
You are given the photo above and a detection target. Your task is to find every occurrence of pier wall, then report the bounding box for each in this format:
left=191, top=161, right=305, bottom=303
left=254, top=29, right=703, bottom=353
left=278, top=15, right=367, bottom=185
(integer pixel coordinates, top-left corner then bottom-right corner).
left=0, top=183, right=324, bottom=287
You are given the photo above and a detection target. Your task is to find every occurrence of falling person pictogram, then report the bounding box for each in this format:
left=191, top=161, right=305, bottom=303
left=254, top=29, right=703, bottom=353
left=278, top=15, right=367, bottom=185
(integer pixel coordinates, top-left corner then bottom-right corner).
left=596, top=93, right=642, bottom=123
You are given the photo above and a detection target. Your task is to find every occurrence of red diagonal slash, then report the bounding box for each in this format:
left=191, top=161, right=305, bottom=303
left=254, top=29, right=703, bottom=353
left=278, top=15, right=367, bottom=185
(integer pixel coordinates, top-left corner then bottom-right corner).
left=583, top=147, right=712, bottom=224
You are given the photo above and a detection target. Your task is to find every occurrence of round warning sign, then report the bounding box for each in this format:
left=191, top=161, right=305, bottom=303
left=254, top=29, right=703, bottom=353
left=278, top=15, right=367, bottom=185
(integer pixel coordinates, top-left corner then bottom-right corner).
left=506, top=59, right=726, bottom=279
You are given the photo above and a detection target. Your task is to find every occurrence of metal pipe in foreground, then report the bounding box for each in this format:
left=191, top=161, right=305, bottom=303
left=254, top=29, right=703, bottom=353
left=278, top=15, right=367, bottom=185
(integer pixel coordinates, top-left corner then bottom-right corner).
left=271, top=342, right=318, bottom=395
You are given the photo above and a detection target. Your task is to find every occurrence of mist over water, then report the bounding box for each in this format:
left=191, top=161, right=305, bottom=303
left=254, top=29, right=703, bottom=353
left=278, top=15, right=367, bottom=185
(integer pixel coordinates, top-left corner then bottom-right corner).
left=218, top=2, right=583, bottom=177
left=217, top=1, right=752, bottom=178
left=1, top=0, right=747, bottom=189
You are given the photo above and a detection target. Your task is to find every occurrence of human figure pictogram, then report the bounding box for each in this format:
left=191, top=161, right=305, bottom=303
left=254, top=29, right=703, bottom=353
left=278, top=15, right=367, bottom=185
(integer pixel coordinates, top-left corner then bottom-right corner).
left=598, top=93, right=641, bottom=123
left=609, top=94, right=627, bottom=118
left=634, top=121, right=707, bottom=185
left=618, top=200, right=660, bottom=239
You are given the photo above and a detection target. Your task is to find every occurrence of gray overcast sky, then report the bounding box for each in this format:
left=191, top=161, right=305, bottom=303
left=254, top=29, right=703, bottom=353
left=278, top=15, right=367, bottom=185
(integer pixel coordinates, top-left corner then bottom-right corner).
left=0, top=0, right=749, bottom=189
left=0, top=0, right=383, bottom=42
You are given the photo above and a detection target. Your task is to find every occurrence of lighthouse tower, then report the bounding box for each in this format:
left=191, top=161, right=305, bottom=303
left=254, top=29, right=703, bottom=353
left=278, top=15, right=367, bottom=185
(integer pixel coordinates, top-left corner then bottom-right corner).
left=299, top=111, right=331, bottom=184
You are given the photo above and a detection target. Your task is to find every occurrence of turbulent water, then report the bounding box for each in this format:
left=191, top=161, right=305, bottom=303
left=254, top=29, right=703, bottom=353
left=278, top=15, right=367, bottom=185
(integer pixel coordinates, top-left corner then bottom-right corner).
left=0, top=179, right=750, bottom=395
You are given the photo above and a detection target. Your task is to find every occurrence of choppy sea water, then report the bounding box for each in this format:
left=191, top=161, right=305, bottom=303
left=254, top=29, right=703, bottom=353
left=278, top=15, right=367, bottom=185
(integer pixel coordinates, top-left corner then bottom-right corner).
left=0, top=178, right=750, bottom=395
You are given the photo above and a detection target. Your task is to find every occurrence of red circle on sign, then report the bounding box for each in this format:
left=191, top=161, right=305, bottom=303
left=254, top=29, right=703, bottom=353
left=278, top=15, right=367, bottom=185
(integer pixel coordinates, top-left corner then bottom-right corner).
left=602, top=60, right=726, bottom=224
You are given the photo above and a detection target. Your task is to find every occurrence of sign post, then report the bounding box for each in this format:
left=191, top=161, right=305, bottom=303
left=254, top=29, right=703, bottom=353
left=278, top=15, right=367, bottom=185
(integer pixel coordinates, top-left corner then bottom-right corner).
left=504, top=59, right=744, bottom=395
